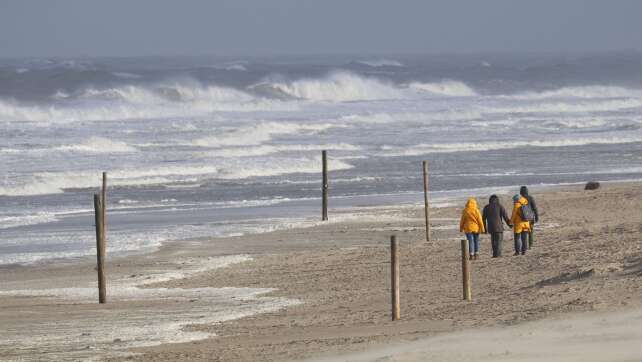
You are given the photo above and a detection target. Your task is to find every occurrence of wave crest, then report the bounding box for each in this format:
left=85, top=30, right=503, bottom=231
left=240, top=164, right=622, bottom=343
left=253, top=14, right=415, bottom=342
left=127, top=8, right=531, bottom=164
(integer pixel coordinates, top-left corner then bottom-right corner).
left=253, top=71, right=402, bottom=102
left=54, top=137, right=137, bottom=153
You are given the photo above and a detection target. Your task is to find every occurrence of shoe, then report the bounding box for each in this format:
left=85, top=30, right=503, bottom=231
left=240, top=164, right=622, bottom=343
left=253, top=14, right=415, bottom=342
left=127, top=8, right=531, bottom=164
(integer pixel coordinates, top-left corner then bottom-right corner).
left=469, top=255, right=474, bottom=261
left=514, top=252, right=519, bottom=256
left=521, top=252, right=526, bottom=255
left=474, top=254, right=479, bottom=260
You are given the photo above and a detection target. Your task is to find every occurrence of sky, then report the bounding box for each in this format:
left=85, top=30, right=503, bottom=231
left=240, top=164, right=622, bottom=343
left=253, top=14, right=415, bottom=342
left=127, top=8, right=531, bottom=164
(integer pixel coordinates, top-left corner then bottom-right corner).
left=1, top=0, right=641, bottom=57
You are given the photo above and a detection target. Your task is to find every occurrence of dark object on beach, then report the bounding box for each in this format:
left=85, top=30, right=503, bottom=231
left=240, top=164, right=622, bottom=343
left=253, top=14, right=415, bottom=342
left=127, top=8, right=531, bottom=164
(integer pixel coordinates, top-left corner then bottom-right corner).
left=322, top=150, right=328, bottom=221
left=585, top=181, right=601, bottom=190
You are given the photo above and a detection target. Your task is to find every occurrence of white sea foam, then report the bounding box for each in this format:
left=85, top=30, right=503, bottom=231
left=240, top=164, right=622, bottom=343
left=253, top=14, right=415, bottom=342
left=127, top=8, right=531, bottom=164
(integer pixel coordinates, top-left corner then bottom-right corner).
left=0, top=166, right=219, bottom=196
left=117, top=199, right=140, bottom=205
left=0, top=157, right=354, bottom=196
left=338, top=110, right=482, bottom=125
left=0, top=255, right=301, bottom=355
left=192, top=121, right=338, bottom=147
left=0, top=213, right=59, bottom=229
left=54, top=136, right=137, bottom=153
left=485, top=98, right=642, bottom=114
left=408, top=80, right=478, bottom=97
left=0, top=84, right=295, bottom=123
left=505, top=85, right=642, bottom=100
left=216, top=157, right=354, bottom=179
left=197, top=143, right=360, bottom=158
left=382, top=136, right=642, bottom=156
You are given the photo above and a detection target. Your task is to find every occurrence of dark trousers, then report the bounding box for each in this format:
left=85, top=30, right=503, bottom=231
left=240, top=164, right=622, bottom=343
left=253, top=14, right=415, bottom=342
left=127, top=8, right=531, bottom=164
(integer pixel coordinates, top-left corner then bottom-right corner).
left=514, top=231, right=528, bottom=254
left=528, top=222, right=535, bottom=248
left=490, top=232, right=503, bottom=257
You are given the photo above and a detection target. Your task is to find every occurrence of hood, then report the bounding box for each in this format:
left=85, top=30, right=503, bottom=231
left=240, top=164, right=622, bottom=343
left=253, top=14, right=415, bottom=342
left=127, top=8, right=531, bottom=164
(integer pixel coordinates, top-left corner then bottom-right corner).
left=465, top=198, right=478, bottom=209
left=520, top=186, right=529, bottom=197
left=489, top=194, right=499, bottom=204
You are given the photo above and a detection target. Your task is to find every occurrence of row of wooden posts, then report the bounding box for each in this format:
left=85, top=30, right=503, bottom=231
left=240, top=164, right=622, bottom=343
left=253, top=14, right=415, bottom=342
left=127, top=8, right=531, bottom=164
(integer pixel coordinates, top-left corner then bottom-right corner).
left=322, top=152, right=432, bottom=241
left=93, top=151, right=473, bottom=319
left=388, top=236, right=472, bottom=321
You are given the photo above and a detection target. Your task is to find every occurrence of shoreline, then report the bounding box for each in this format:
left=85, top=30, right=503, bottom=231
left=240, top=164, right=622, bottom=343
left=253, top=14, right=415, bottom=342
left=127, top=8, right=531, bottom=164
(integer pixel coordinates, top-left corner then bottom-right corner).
left=4, top=178, right=630, bottom=268
left=1, top=182, right=641, bottom=360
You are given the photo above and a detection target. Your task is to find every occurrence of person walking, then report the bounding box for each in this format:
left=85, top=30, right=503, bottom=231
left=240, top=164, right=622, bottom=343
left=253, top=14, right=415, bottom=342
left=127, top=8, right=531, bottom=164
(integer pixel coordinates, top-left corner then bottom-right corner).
left=482, top=195, right=512, bottom=258
left=511, top=194, right=532, bottom=255
left=519, top=186, right=539, bottom=249
left=460, top=198, right=485, bottom=260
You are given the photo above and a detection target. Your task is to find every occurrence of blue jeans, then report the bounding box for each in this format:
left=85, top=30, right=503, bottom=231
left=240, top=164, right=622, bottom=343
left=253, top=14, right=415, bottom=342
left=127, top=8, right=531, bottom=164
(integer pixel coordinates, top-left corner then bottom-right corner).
left=514, top=232, right=528, bottom=254
left=466, top=233, right=480, bottom=255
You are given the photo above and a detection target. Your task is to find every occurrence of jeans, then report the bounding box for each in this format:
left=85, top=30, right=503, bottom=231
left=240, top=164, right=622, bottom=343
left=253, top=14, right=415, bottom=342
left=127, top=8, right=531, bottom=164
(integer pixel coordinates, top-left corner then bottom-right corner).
left=514, top=231, right=528, bottom=254
left=528, top=222, right=535, bottom=248
left=466, top=233, right=480, bottom=255
left=490, top=232, right=503, bottom=257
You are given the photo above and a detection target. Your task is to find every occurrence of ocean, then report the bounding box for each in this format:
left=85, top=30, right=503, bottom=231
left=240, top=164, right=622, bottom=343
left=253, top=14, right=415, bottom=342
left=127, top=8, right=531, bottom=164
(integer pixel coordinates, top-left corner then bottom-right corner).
left=2, top=53, right=642, bottom=265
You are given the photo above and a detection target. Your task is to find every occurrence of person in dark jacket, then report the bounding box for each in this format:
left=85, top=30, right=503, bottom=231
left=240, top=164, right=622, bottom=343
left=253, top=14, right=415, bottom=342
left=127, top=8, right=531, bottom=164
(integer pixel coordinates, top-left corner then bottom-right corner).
left=482, top=195, right=512, bottom=257
left=520, top=186, right=539, bottom=248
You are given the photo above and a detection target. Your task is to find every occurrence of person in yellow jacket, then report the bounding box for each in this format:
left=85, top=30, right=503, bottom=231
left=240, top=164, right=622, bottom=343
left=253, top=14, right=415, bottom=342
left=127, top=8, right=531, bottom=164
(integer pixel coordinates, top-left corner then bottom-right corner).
left=459, top=198, right=485, bottom=260
left=511, top=194, right=532, bottom=255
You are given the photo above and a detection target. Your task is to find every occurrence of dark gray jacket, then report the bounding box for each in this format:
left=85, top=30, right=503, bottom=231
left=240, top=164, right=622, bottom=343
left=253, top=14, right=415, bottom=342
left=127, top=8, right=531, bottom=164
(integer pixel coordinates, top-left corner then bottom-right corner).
left=520, top=186, right=539, bottom=223
left=482, top=195, right=511, bottom=233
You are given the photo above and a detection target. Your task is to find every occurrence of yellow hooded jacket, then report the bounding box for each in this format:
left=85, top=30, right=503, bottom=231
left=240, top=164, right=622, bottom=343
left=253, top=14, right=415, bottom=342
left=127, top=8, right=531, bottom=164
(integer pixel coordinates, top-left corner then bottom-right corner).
left=511, top=196, right=532, bottom=234
left=460, top=198, right=485, bottom=234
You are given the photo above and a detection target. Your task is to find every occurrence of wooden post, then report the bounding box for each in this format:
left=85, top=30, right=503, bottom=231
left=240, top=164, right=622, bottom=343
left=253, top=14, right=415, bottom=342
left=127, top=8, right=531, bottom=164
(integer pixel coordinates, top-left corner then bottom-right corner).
left=461, top=239, right=472, bottom=301
left=422, top=161, right=430, bottom=242
left=94, top=194, right=106, bottom=304
left=321, top=150, right=328, bottom=221
left=101, top=172, right=107, bottom=258
left=390, top=235, right=400, bottom=321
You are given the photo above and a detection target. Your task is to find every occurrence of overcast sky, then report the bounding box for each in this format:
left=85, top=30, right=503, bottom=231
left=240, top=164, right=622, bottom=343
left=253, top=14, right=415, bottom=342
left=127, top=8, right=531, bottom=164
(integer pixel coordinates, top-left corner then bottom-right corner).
left=1, top=0, right=641, bottom=57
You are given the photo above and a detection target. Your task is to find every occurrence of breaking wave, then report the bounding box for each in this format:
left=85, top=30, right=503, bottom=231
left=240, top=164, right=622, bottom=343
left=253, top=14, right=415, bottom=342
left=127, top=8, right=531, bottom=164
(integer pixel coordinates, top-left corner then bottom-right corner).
left=253, top=71, right=403, bottom=102
left=0, top=84, right=295, bottom=123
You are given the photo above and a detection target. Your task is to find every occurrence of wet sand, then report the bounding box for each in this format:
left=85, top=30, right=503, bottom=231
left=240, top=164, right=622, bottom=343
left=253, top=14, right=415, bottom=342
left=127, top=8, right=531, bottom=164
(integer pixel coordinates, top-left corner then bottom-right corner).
left=1, top=183, right=641, bottom=361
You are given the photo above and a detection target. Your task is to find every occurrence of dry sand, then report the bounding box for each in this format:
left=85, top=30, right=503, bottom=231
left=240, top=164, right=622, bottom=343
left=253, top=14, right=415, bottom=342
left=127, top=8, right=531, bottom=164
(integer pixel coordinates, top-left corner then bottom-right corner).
left=1, top=183, right=641, bottom=361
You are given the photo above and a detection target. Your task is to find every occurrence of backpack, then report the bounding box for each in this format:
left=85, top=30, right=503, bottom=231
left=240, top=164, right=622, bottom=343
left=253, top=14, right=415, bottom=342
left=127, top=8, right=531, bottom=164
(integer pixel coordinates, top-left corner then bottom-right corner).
left=519, top=203, right=535, bottom=222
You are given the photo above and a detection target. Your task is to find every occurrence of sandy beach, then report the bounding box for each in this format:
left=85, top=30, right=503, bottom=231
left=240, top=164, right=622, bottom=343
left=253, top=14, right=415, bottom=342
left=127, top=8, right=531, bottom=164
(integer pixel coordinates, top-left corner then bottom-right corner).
left=1, top=182, right=641, bottom=361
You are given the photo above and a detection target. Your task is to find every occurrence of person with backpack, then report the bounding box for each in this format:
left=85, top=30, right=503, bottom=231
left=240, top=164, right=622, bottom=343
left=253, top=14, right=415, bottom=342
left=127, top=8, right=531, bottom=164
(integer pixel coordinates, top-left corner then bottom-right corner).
left=482, top=195, right=512, bottom=258
left=460, top=198, right=486, bottom=260
left=511, top=194, right=533, bottom=255
left=520, top=186, right=539, bottom=249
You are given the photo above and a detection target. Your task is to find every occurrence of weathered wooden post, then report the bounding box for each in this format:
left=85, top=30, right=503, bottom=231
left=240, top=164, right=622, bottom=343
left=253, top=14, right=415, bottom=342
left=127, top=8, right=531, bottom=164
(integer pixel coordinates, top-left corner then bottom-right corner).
left=101, top=172, right=107, bottom=256
left=391, top=235, right=400, bottom=320
left=321, top=150, right=328, bottom=221
left=423, top=161, right=430, bottom=242
left=94, top=194, right=106, bottom=304
left=461, top=239, right=472, bottom=301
